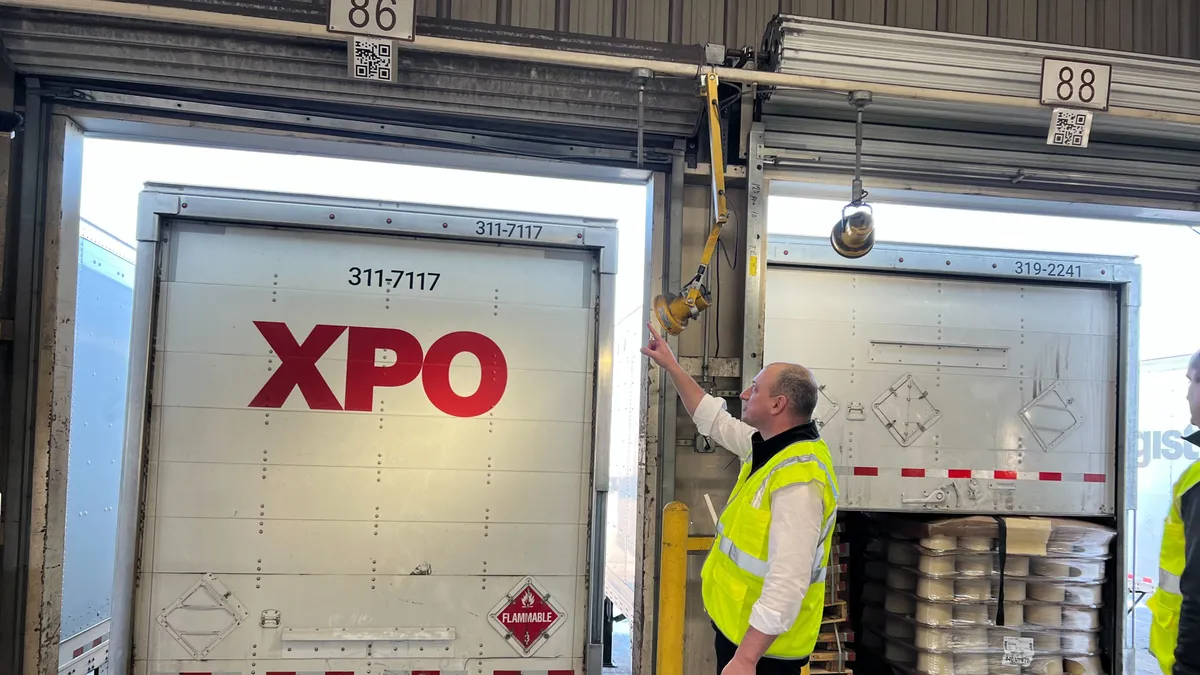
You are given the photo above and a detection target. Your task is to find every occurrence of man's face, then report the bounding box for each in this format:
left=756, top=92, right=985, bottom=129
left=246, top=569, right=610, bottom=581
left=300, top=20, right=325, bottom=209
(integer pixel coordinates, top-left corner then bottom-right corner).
left=740, top=366, right=781, bottom=430
left=1188, top=360, right=1200, bottom=428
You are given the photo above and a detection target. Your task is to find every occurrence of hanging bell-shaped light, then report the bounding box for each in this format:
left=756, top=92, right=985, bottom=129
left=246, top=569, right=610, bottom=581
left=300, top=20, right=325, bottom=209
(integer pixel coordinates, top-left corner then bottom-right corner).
left=831, top=91, right=876, bottom=259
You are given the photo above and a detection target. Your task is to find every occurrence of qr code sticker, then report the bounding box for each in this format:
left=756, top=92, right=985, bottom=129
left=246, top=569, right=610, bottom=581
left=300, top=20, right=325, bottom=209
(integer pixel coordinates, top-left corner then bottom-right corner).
left=350, top=35, right=394, bottom=82
left=1047, top=108, right=1093, bottom=148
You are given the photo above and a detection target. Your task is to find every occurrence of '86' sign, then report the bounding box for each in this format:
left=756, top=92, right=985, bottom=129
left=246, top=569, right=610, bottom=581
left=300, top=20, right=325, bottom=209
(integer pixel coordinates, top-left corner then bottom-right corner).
left=248, top=321, right=507, bottom=417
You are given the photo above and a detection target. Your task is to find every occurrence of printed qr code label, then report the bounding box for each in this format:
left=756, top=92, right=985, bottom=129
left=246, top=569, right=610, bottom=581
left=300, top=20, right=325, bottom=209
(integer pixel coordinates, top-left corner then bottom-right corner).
left=349, top=35, right=395, bottom=82
left=1046, top=108, right=1094, bottom=148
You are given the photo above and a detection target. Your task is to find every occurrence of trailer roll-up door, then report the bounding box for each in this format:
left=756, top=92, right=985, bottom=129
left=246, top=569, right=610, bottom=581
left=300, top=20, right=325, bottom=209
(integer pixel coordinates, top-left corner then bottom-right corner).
left=758, top=16, right=1200, bottom=211
left=111, top=185, right=618, bottom=675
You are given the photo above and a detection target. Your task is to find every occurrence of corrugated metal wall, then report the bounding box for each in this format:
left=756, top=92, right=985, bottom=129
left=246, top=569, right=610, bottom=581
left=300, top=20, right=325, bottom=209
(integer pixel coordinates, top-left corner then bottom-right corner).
left=408, top=0, right=1200, bottom=59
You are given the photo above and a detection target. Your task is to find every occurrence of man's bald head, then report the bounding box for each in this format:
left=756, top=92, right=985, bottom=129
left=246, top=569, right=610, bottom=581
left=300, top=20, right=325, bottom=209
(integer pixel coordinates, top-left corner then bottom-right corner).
left=764, top=362, right=820, bottom=422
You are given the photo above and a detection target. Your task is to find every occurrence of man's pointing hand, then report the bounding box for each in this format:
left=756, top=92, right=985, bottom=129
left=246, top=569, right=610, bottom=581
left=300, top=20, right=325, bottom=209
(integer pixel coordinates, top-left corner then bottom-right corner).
left=641, top=321, right=680, bottom=371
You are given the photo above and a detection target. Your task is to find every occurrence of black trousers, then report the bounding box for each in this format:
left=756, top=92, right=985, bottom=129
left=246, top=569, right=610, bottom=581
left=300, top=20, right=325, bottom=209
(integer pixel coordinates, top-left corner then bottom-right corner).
left=713, top=625, right=809, bottom=675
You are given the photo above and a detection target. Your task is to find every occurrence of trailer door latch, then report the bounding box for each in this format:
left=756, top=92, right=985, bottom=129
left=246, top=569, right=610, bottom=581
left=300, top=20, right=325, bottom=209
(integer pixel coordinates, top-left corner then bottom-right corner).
left=901, top=482, right=958, bottom=507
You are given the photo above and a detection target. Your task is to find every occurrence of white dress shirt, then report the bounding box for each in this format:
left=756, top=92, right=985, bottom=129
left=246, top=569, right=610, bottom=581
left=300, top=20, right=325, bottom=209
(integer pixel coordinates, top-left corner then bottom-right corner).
left=692, top=393, right=825, bottom=636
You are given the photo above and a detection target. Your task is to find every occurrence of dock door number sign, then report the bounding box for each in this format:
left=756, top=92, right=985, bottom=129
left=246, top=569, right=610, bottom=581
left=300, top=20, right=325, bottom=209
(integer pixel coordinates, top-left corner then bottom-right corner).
left=489, top=577, right=567, bottom=656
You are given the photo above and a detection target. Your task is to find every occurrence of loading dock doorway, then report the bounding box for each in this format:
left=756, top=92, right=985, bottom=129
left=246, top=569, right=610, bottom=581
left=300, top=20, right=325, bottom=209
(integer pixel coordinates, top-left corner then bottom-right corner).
left=45, top=126, right=655, bottom=675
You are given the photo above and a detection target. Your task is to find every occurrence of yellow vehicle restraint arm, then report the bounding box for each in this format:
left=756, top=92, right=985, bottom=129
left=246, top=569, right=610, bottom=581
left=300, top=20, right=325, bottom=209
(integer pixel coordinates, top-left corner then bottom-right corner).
left=653, top=72, right=728, bottom=336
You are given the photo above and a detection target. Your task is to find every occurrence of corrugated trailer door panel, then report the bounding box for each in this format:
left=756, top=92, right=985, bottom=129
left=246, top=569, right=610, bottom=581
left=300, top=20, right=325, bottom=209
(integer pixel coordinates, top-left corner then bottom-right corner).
left=149, top=462, right=587, bottom=523
left=165, top=226, right=591, bottom=309
left=157, top=282, right=593, bottom=372
left=770, top=316, right=1118, bottom=383
left=766, top=265, right=1120, bottom=334
left=152, top=353, right=588, bottom=422
left=139, top=573, right=582, bottom=660
left=130, top=204, right=607, bottom=675
left=763, top=264, right=1119, bottom=516
left=767, top=354, right=1116, bottom=461
left=149, top=519, right=581, bottom=576
left=152, top=407, right=588, bottom=474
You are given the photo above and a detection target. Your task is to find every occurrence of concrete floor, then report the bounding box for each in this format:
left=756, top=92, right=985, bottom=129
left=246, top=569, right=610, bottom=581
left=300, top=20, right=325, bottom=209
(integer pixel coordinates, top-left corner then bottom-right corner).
left=1134, top=606, right=1159, bottom=675
left=605, top=617, right=634, bottom=675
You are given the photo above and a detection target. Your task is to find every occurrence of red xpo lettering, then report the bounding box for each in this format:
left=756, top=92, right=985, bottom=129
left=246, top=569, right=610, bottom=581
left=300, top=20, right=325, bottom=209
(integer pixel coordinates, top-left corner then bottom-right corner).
left=249, top=321, right=508, bottom=417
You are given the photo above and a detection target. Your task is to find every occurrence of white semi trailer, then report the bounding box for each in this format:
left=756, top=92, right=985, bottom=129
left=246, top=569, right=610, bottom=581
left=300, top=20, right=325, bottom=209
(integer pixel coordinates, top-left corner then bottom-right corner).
left=107, top=185, right=620, bottom=675
left=755, top=234, right=1140, bottom=674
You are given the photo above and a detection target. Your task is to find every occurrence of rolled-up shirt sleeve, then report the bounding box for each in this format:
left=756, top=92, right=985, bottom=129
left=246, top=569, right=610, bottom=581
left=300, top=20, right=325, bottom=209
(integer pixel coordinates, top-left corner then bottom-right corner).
left=749, top=482, right=825, bottom=635
left=691, top=394, right=755, bottom=462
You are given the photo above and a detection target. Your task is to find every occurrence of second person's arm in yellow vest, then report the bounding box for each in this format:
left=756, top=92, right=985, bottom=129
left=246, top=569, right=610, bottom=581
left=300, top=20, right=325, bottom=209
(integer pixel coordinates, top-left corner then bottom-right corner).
left=1175, top=483, right=1200, bottom=674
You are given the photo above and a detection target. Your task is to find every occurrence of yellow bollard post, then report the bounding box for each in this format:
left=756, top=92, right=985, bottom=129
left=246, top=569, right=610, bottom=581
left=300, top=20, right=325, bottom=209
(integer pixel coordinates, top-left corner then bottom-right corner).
left=657, top=501, right=690, bottom=675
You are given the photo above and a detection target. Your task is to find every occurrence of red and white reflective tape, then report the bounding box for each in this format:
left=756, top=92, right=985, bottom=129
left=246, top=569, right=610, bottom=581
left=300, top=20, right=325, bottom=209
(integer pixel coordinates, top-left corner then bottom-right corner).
left=165, top=670, right=569, bottom=675
left=160, top=667, right=350, bottom=672
left=1129, top=573, right=1156, bottom=592
left=264, top=671, right=356, bottom=675
left=841, top=466, right=1107, bottom=484
left=71, top=632, right=108, bottom=659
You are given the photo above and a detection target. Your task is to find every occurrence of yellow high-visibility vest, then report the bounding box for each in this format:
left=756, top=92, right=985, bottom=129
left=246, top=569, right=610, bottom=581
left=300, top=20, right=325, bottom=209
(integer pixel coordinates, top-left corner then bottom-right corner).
left=700, top=436, right=839, bottom=659
left=1149, top=459, right=1200, bottom=673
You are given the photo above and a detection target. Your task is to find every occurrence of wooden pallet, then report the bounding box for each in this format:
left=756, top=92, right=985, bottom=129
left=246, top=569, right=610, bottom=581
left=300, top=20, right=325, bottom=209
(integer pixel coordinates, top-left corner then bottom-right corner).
left=809, top=650, right=855, bottom=675
left=816, top=630, right=855, bottom=645
left=821, top=601, right=849, bottom=624
left=824, top=587, right=849, bottom=606
left=816, top=524, right=852, bottom=674
left=811, top=651, right=856, bottom=664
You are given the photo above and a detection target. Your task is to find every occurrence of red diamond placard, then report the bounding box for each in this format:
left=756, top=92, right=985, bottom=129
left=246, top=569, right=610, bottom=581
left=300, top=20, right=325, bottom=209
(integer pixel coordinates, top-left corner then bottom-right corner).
left=488, top=576, right=567, bottom=656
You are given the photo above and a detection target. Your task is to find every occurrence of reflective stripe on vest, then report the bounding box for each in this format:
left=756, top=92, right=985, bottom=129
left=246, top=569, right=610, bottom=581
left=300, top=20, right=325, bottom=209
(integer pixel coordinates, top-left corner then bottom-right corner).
left=751, top=454, right=841, bottom=507
left=715, top=522, right=770, bottom=577
left=810, top=511, right=837, bottom=584
left=713, top=519, right=841, bottom=584
left=1161, top=568, right=1182, bottom=595
left=747, top=454, right=839, bottom=585
left=701, top=437, right=840, bottom=659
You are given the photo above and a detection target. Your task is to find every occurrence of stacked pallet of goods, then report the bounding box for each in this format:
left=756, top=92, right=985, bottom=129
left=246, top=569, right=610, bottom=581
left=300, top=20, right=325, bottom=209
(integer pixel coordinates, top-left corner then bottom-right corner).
left=858, top=515, right=1115, bottom=675
left=813, top=521, right=854, bottom=675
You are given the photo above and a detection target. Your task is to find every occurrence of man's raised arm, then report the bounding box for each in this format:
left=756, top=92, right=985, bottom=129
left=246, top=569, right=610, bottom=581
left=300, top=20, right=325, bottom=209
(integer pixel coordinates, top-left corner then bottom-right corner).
left=642, top=322, right=755, bottom=461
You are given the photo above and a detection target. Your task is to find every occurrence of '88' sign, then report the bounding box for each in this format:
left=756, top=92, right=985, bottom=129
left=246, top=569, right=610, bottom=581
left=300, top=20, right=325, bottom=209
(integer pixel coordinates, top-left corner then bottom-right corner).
left=1040, top=58, right=1111, bottom=111
left=1055, top=65, right=1097, bottom=104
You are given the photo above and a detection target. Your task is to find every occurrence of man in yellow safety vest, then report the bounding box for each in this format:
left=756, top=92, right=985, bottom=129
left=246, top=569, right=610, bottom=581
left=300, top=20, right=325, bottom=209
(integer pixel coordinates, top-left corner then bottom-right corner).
left=642, top=321, right=838, bottom=675
left=1149, top=349, right=1200, bottom=674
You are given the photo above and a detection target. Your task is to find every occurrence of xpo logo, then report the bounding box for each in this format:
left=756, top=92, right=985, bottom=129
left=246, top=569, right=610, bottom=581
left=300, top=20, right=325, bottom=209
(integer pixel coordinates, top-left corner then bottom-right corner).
left=248, top=321, right=507, bottom=417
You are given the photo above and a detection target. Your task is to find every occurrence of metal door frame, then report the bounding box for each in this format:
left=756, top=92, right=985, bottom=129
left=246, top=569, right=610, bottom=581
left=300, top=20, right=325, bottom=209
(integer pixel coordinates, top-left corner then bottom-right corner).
left=3, top=84, right=668, bottom=675
left=112, top=184, right=620, bottom=675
